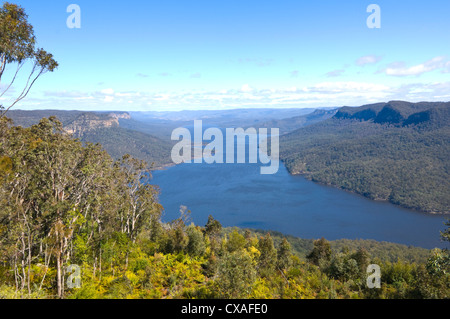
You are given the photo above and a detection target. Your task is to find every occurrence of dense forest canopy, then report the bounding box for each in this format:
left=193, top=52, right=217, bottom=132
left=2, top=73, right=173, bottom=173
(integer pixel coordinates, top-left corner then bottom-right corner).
left=6, top=110, right=173, bottom=169
left=280, top=101, right=450, bottom=214
left=0, top=116, right=449, bottom=299
left=0, top=1, right=448, bottom=301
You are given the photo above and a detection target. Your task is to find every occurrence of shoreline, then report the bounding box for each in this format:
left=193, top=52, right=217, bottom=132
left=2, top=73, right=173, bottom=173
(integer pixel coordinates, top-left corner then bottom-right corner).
left=152, top=162, right=177, bottom=171
left=151, top=158, right=449, bottom=216
left=287, top=170, right=449, bottom=216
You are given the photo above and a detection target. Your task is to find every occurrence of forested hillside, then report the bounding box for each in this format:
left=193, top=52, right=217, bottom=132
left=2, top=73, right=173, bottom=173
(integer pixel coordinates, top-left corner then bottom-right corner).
left=1, top=116, right=448, bottom=299
left=280, top=101, right=450, bottom=214
left=7, top=110, right=173, bottom=168
left=81, top=127, right=172, bottom=169
left=253, top=109, right=338, bottom=135
left=242, top=229, right=432, bottom=264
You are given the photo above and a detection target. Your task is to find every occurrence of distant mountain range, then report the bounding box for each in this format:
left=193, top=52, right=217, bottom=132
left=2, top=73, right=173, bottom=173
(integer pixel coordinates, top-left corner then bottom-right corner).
left=7, top=110, right=173, bottom=168
left=128, top=108, right=329, bottom=137
left=280, top=101, right=450, bottom=214
left=130, top=108, right=320, bottom=123
left=7, top=101, right=449, bottom=214
left=334, top=100, right=450, bottom=127
left=6, top=108, right=331, bottom=168
left=252, top=108, right=338, bottom=135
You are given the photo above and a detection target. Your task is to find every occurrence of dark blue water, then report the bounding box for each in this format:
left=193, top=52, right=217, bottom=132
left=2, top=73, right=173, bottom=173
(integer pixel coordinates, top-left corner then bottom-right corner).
left=152, top=127, right=448, bottom=249
left=151, top=160, right=448, bottom=249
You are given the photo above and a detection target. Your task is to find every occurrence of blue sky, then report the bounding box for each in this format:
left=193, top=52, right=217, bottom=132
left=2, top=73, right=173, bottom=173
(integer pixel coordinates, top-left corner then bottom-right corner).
left=2, top=0, right=450, bottom=111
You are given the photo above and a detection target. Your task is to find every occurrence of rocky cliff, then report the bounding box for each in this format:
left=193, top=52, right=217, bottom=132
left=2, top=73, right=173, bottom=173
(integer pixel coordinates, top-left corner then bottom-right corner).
left=64, top=112, right=131, bottom=138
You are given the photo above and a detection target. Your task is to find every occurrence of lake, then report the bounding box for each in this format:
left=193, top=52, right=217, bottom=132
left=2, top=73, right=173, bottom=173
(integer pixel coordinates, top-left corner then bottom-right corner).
left=151, top=129, right=448, bottom=249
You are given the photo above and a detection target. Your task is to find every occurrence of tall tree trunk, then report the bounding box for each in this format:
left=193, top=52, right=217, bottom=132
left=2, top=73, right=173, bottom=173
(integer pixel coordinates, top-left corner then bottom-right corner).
left=93, top=256, right=97, bottom=279
left=56, top=250, right=62, bottom=298
left=99, top=248, right=102, bottom=280
left=27, top=238, right=31, bottom=296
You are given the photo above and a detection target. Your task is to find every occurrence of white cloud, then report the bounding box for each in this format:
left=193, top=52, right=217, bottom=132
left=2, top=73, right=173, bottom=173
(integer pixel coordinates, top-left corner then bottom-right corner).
left=240, top=84, right=253, bottom=93
left=356, top=55, right=382, bottom=66
left=19, top=80, right=450, bottom=111
left=43, top=90, right=85, bottom=98
left=325, top=69, right=345, bottom=77
left=285, top=86, right=298, bottom=92
left=100, top=88, right=115, bottom=95
left=383, top=56, right=448, bottom=77
left=115, top=92, right=134, bottom=97
left=153, top=94, right=171, bottom=101
left=309, top=81, right=390, bottom=93
left=441, top=61, right=450, bottom=74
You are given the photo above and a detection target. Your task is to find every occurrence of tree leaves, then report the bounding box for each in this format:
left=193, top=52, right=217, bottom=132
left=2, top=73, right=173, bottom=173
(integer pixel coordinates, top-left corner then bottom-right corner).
left=0, top=2, right=58, bottom=118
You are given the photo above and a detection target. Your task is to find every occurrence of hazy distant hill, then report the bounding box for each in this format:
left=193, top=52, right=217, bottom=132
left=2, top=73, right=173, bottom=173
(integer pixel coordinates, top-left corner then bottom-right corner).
left=7, top=108, right=332, bottom=169
left=7, top=110, right=173, bottom=168
left=7, top=109, right=85, bottom=127
left=253, top=108, right=338, bottom=134
left=280, top=101, right=450, bottom=214
left=7, top=110, right=130, bottom=130
left=118, top=117, right=188, bottom=141
left=130, top=108, right=321, bottom=129
left=124, top=108, right=334, bottom=141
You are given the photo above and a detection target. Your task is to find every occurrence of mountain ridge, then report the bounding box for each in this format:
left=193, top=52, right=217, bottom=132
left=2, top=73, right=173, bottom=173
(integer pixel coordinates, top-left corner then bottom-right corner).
left=280, top=101, right=450, bottom=214
left=6, top=110, right=172, bottom=168
left=334, top=100, right=450, bottom=127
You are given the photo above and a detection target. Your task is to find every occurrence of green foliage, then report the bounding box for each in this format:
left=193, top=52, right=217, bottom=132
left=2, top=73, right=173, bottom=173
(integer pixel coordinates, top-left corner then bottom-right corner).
left=416, top=260, right=450, bottom=299
left=307, top=238, right=332, bottom=267
left=1, top=3, right=447, bottom=300
left=225, top=228, right=432, bottom=265
left=257, top=234, right=277, bottom=277
left=280, top=101, right=450, bottom=214
left=216, top=250, right=256, bottom=299
left=327, top=253, right=360, bottom=282
left=186, top=225, right=206, bottom=257
left=441, top=219, right=450, bottom=243
left=205, top=215, right=222, bottom=238
left=426, top=249, right=450, bottom=277
left=0, top=117, right=161, bottom=298
left=0, top=3, right=58, bottom=117
left=352, top=247, right=370, bottom=275
left=81, top=127, right=172, bottom=169
left=6, top=110, right=173, bottom=168
left=0, top=116, right=448, bottom=300
left=226, top=230, right=246, bottom=253
left=204, top=215, right=222, bottom=252
left=277, top=238, right=292, bottom=270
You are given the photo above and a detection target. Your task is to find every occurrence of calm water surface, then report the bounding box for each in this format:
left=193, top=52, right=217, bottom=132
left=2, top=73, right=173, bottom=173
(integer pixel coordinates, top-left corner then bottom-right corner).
left=152, top=152, right=447, bottom=250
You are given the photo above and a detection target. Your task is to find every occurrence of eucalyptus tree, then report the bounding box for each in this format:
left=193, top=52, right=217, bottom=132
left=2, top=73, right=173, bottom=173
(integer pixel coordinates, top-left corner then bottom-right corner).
left=1, top=117, right=124, bottom=297
left=257, top=234, right=277, bottom=277
left=116, top=154, right=162, bottom=244
left=0, top=2, right=58, bottom=117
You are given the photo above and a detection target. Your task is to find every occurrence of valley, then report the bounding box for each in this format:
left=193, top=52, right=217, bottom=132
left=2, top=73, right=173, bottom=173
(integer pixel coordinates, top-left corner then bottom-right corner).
left=280, top=101, right=450, bottom=214
left=8, top=101, right=450, bottom=215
